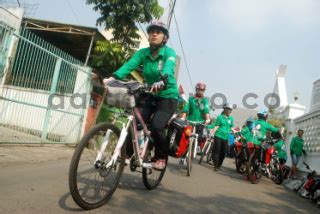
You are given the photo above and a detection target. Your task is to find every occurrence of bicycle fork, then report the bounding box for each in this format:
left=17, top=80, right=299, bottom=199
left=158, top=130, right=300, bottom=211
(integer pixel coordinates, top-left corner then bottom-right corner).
left=95, top=116, right=133, bottom=169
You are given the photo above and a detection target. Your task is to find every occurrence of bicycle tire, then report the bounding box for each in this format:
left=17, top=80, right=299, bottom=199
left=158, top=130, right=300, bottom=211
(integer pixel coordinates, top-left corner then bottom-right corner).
left=142, top=143, right=167, bottom=190
left=69, top=123, right=125, bottom=210
left=246, top=152, right=260, bottom=184
left=198, top=141, right=210, bottom=165
left=271, top=160, right=283, bottom=185
left=186, top=139, right=193, bottom=176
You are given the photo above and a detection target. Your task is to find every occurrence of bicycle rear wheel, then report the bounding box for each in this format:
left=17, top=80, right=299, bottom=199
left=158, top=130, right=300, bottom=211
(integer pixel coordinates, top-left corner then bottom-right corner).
left=142, top=142, right=167, bottom=190
left=69, top=123, right=125, bottom=210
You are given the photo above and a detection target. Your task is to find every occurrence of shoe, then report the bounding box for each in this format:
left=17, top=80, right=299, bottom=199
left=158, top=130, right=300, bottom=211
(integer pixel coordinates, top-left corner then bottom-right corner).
left=153, top=159, right=166, bottom=170
left=125, top=159, right=130, bottom=166
left=179, top=158, right=185, bottom=165
left=214, top=166, right=219, bottom=171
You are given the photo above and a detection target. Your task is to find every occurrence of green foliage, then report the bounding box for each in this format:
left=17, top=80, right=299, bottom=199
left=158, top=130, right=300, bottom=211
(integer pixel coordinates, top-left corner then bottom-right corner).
left=91, top=40, right=128, bottom=78
left=87, top=0, right=163, bottom=51
left=268, top=117, right=285, bottom=128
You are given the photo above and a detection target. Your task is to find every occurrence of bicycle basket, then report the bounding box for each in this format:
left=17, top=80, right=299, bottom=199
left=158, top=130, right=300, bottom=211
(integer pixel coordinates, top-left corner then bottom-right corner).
left=106, top=80, right=140, bottom=108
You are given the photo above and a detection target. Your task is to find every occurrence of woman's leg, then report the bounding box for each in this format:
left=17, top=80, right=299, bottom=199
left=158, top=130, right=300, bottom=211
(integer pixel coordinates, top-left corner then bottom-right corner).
left=213, top=136, right=222, bottom=168
left=218, top=139, right=228, bottom=167
left=151, top=98, right=177, bottom=160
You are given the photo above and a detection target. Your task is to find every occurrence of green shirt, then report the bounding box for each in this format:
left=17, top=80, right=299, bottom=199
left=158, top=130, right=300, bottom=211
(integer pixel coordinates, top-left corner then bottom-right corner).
left=183, top=97, right=209, bottom=122
left=290, top=136, right=304, bottom=156
left=255, top=119, right=279, bottom=140
left=113, top=45, right=179, bottom=99
left=241, top=126, right=260, bottom=145
left=274, top=140, right=287, bottom=160
left=214, top=114, right=234, bottom=140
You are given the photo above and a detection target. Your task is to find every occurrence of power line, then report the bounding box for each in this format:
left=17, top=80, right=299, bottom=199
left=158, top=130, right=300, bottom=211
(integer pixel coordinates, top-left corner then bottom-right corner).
left=173, top=13, right=194, bottom=92
left=66, top=0, right=80, bottom=25
left=167, top=0, right=176, bottom=29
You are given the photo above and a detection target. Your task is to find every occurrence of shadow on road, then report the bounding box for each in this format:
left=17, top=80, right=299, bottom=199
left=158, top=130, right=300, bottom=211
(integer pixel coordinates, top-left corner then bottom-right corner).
left=58, top=158, right=319, bottom=213
left=58, top=192, right=83, bottom=212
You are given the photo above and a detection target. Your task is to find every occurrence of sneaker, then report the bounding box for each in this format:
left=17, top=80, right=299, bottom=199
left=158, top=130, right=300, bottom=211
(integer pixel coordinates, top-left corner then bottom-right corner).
left=214, top=166, right=219, bottom=171
left=153, top=159, right=166, bottom=170
left=179, top=158, right=185, bottom=165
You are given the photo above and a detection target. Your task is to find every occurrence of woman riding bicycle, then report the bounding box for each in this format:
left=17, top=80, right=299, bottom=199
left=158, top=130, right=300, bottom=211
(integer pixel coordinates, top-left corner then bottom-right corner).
left=103, top=21, right=179, bottom=170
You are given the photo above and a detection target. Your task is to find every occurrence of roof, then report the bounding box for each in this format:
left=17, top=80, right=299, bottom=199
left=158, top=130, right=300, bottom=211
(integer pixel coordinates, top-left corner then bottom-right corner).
left=22, top=17, right=107, bottom=63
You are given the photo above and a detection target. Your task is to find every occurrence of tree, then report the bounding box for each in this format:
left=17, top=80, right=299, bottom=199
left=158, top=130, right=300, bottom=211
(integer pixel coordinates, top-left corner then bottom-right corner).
left=87, top=0, right=164, bottom=77
left=268, top=117, right=285, bottom=128
left=91, top=40, right=127, bottom=78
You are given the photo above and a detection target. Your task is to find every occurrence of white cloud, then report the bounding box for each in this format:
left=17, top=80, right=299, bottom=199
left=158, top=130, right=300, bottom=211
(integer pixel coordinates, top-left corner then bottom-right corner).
left=208, top=0, right=320, bottom=32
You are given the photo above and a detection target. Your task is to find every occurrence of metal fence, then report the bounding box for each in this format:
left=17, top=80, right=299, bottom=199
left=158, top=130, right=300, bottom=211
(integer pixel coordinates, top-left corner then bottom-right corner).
left=5, top=28, right=82, bottom=94
left=0, top=27, right=92, bottom=144
left=0, top=18, right=15, bottom=78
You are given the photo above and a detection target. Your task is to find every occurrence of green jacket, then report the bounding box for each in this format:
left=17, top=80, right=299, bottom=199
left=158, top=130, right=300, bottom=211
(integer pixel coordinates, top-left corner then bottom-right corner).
left=241, top=126, right=260, bottom=145
left=255, top=119, right=279, bottom=141
left=113, top=45, right=179, bottom=99
left=274, top=140, right=287, bottom=160
left=214, top=114, right=234, bottom=140
left=183, top=96, right=209, bottom=122
left=290, top=136, right=304, bottom=156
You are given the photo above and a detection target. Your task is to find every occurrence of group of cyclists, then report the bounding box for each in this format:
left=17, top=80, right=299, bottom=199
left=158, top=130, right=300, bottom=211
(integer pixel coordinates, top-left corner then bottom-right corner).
left=103, top=20, right=286, bottom=172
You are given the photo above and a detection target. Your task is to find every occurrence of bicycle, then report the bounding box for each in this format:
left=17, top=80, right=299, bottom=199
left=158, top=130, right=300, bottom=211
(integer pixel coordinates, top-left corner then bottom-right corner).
left=178, top=121, right=205, bottom=176
left=198, top=134, right=214, bottom=165
left=68, top=80, right=169, bottom=210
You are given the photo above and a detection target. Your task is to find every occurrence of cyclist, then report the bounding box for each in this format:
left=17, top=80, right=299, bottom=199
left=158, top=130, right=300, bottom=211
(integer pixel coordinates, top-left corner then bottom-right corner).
left=210, top=103, right=235, bottom=171
left=255, top=110, right=279, bottom=141
left=103, top=21, right=178, bottom=170
left=180, top=82, right=211, bottom=149
left=241, top=117, right=260, bottom=145
left=254, top=110, right=280, bottom=163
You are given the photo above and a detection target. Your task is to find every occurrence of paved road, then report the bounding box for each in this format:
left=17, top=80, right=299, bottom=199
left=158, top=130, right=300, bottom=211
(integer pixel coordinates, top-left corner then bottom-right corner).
left=0, top=146, right=318, bottom=213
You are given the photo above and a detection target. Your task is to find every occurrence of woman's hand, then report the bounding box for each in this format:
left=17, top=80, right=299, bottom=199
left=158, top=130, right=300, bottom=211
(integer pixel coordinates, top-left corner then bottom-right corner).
left=150, top=80, right=165, bottom=93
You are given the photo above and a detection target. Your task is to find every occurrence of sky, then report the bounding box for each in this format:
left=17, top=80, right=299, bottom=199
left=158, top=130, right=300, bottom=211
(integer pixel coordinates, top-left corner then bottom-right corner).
left=12, top=0, right=320, bottom=112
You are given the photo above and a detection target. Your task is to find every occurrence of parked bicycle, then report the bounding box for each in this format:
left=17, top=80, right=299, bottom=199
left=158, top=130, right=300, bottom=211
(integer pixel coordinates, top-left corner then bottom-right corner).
left=198, top=133, right=214, bottom=165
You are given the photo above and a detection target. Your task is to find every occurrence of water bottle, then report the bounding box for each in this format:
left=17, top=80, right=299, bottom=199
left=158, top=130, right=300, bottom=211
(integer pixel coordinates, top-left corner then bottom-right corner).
left=138, top=130, right=145, bottom=149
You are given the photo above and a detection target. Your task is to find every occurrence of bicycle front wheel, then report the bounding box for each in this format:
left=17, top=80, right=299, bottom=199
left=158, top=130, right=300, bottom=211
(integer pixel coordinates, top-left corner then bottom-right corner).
left=198, top=140, right=209, bottom=165
left=69, top=123, right=125, bottom=210
left=186, top=139, right=194, bottom=176
left=271, top=159, right=283, bottom=185
left=246, top=152, right=260, bottom=184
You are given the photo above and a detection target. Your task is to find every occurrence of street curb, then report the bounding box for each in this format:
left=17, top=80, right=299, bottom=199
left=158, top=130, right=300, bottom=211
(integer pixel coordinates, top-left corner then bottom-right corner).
left=0, top=143, right=77, bottom=148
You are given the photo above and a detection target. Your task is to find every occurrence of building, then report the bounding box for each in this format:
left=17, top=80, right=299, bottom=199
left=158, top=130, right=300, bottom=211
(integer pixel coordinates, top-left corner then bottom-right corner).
left=310, top=79, right=320, bottom=111
left=0, top=7, right=106, bottom=144
left=293, top=79, right=320, bottom=171
left=270, top=66, right=320, bottom=171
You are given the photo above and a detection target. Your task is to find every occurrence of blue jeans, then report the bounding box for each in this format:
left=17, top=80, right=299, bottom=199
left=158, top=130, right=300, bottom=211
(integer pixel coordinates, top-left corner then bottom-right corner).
left=291, top=154, right=301, bottom=165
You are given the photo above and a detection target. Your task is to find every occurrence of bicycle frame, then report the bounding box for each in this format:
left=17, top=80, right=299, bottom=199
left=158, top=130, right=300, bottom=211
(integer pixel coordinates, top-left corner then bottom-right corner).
left=202, top=136, right=214, bottom=155
left=96, top=107, right=154, bottom=170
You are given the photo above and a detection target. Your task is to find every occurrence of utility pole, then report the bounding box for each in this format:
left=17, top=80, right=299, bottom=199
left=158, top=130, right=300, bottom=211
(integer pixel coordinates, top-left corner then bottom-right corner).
left=167, top=0, right=176, bottom=30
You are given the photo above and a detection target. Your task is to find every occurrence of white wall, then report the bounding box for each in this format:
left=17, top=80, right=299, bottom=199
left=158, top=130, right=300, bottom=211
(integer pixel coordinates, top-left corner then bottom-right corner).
left=0, top=86, right=88, bottom=143
left=293, top=109, right=320, bottom=172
